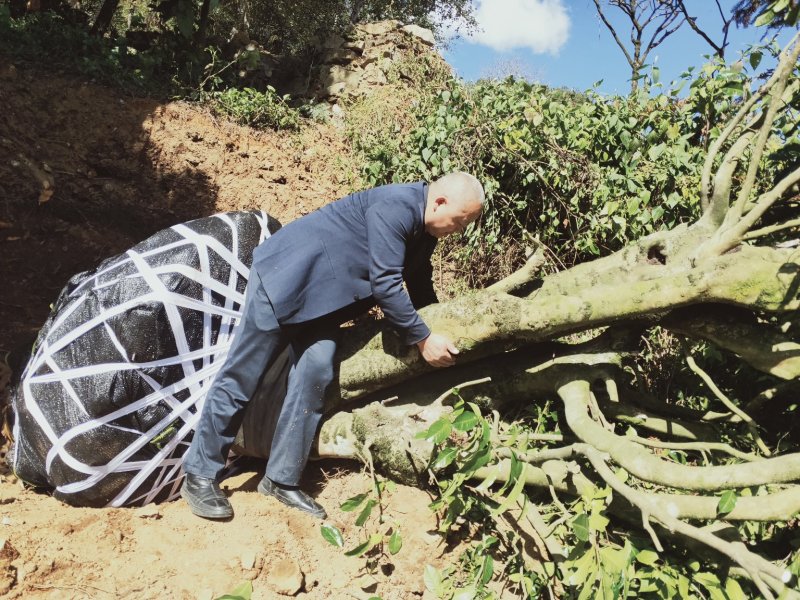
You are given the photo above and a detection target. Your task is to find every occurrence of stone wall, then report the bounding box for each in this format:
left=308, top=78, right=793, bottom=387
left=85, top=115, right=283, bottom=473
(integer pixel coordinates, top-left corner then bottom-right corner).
left=304, top=20, right=444, bottom=101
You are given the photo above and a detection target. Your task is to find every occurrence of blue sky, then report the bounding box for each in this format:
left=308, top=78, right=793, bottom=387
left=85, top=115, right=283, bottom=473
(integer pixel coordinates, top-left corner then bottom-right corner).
left=441, top=0, right=795, bottom=95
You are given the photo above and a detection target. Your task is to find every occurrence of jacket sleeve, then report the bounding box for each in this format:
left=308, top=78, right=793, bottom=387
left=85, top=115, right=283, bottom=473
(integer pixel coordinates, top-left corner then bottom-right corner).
left=365, top=203, right=431, bottom=346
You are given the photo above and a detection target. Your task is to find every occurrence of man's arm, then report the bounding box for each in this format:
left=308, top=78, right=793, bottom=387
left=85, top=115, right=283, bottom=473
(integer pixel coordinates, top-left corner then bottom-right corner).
left=365, top=200, right=458, bottom=367
left=365, top=204, right=431, bottom=345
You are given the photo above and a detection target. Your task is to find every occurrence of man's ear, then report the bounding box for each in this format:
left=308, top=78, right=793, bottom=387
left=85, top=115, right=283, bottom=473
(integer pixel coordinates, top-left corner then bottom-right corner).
left=433, top=196, right=448, bottom=209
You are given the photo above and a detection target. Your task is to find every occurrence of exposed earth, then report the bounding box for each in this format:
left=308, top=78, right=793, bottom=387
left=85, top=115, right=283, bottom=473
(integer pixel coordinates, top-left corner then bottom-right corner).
left=0, top=57, right=470, bottom=599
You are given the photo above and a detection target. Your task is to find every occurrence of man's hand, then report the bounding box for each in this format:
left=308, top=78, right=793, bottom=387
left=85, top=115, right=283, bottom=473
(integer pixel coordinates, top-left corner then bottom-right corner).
left=417, top=333, right=459, bottom=367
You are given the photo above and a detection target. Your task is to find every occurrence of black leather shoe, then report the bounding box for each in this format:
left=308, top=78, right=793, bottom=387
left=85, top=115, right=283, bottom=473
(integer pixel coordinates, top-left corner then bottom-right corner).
left=258, top=477, right=327, bottom=519
left=181, top=474, right=234, bottom=520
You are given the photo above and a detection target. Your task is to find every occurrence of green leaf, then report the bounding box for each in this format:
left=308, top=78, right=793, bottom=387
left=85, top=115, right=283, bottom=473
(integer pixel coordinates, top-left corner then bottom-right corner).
left=717, top=490, right=737, bottom=515
left=749, top=51, right=763, bottom=70
left=389, top=529, right=403, bottom=555
left=422, top=147, right=433, bottom=162
left=355, top=499, right=377, bottom=527
left=340, top=493, right=368, bottom=512
left=320, top=523, right=344, bottom=547
left=635, top=549, right=659, bottom=566
left=452, top=411, right=479, bottom=432
left=453, top=587, right=477, bottom=600
left=599, top=546, right=627, bottom=574
left=678, top=575, right=690, bottom=598
left=725, top=577, right=747, bottom=600
left=491, top=463, right=527, bottom=517
left=416, top=418, right=452, bottom=444
left=215, top=581, right=253, bottom=600
left=572, top=513, right=590, bottom=542
left=647, top=143, right=665, bottom=161
left=344, top=539, right=371, bottom=557
left=754, top=8, right=775, bottom=26
left=588, top=511, right=609, bottom=533
left=424, top=564, right=443, bottom=594
left=431, top=446, right=458, bottom=470
left=479, top=554, right=494, bottom=584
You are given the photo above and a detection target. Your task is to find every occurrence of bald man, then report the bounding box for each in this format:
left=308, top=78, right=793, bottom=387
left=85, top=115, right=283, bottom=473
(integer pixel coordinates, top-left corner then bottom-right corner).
left=182, top=173, right=485, bottom=520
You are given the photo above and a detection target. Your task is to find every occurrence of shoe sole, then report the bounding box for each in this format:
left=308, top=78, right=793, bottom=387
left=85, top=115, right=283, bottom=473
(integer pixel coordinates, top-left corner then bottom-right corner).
left=180, top=486, right=234, bottom=520
left=258, top=479, right=327, bottom=519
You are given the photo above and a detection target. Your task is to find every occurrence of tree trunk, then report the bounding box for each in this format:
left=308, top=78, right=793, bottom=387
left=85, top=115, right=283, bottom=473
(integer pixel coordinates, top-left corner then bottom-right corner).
left=90, top=0, right=121, bottom=35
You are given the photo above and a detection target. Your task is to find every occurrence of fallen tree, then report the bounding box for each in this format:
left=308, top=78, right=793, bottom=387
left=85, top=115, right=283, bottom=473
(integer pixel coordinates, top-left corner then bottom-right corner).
left=8, top=30, right=800, bottom=600
left=243, top=32, right=799, bottom=598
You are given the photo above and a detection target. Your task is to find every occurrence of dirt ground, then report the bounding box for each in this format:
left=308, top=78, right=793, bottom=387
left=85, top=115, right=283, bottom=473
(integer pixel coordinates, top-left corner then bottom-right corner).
left=0, top=57, right=462, bottom=599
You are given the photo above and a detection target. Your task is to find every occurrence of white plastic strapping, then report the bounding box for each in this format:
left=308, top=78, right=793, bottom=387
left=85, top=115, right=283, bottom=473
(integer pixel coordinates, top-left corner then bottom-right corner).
left=11, top=211, right=272, bottom=507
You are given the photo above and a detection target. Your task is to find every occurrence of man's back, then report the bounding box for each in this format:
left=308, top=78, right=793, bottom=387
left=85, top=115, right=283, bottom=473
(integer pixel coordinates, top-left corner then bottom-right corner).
left=252, top=182, right=433, bottom=342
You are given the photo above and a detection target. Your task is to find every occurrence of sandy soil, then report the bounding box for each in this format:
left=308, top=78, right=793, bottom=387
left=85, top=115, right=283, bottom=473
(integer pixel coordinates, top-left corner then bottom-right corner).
left=0, top=57, right=462, bottom=599
left=0, top=461, right=449, bottom=600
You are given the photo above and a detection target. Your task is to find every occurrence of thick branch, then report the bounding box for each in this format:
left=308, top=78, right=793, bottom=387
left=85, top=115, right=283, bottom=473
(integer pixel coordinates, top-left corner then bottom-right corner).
left=558, top=379, right=800, bottom=491
left=478, top=456, right=800, bottom=522
left=578, top=444, right=792, bottom=598
left=335, top=243, right=799, bottom=402
left=664, top=306, right=800, bottom=380
left=598, top=398, right=721, bottom=440
left=486, top=247, right=546, bottom=295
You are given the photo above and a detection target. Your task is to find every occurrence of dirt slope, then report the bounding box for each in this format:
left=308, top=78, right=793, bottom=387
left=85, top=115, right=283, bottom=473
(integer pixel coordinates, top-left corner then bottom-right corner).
left=0, top=57, right=468, bottom=599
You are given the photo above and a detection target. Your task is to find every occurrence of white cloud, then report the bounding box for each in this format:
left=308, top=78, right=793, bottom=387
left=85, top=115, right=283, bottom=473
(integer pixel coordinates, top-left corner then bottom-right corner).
left=468, top=0, right=570, bottom=54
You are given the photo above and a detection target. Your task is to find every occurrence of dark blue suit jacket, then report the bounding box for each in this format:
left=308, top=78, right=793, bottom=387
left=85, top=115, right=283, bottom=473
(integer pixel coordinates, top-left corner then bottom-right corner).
left=252, top=182, right=437, bottom=345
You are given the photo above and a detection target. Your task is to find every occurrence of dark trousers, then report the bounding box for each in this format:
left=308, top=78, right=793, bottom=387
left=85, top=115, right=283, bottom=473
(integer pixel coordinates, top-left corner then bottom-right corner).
left=183, top=270, right=338, bottom=486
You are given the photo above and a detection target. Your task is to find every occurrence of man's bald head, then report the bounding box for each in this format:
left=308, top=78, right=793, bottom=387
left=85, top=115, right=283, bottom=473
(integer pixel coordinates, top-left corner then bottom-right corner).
left=429, top=172, right=485, bottom=208
left=425, top=172, right=485, bottom=238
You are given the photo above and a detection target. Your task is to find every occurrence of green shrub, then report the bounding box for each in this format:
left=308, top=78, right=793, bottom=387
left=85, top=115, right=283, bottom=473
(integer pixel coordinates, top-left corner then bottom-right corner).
left=207, top=86, right=300, bottom=130
left=352, top=49, right=786, bottom=286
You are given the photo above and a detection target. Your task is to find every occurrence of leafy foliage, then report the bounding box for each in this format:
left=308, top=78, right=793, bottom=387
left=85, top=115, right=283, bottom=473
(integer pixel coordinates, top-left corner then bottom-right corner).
left=415, top=392, right=790, bottom=599
left=206, top=86, right=300, bottom=130
left=734, top=0, right=800, bottom=28
left=352, top=46, right=792, bottom=286
left=319, top=474, right=404, bottom=571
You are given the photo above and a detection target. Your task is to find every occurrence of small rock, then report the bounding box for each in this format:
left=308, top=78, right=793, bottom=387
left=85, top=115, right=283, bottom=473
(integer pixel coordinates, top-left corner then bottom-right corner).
left=357, top=20, right=401, bottom=36
left=422, top=530, right=443, bottom=546
left=352, top=574, right=378, bottom=592
left=1, top=517, right=11, bottom=526
left=240, top=550, right=256, bottom=570
left=135, top=505, right=162, bottom=519
left=342, top=40, right=365, bottom=52
left=0, top=540, right=18, bottom=560
left=401, top=24, right=435, bottom=46
left=268, top=557, right=304, bottom=596
left=325, top=48, right=360, bottom=65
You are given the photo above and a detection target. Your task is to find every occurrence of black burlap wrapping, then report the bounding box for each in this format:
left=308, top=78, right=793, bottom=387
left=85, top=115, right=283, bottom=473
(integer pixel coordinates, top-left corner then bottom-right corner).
left=8, top=211, right=285, bottom=507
